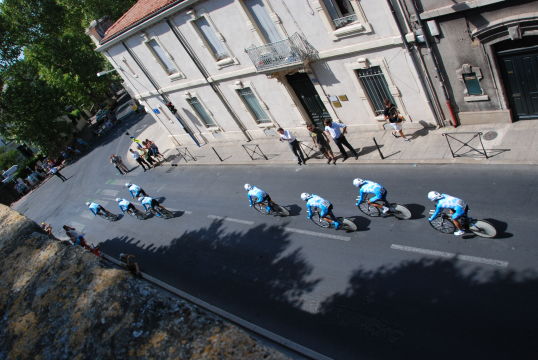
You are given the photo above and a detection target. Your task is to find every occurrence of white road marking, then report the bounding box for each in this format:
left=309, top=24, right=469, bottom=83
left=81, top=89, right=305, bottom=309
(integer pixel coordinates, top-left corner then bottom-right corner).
left=107, top=179, right=126, bottom=186
left=101, top=189, right=119, bottom=196
left=156, top=184, right=166, bottom=192
left=390, top=244, right=509, bottom=268
left=284, top=227, right=351, bottom=241
left=207, top=215, right=254, bottom=225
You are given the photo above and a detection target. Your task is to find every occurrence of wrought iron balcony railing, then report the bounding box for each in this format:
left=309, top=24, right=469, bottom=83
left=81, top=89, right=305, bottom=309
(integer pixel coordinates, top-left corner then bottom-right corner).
left=333, top=14, right=358, bottom=29
left=245, top=33, right=317, bottom=73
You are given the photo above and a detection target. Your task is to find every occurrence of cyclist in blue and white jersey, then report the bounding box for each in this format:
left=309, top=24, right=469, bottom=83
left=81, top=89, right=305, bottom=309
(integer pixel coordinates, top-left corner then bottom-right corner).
left=301, top=193, right=340, bottom=229
left=116, top=197, right=136, bottom=214
left=125, top=183, right=147, bottom=199
left=353, top=178, right=389, bottom=215
left=86, top=201, right=106, bottom=216
left=138, top=196, right=160, bottom=213
left=428, top=191, right=467, bottom=236
left=245, top=184, right=273, bottom=213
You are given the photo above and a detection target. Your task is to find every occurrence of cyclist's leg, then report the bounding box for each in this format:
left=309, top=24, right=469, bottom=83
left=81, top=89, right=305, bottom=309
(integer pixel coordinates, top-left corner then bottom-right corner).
left=451, top=206, right=465, bottom=231
left=263, top=194, right=273, bottom=212
left=321, top=206, right=339, bottom=227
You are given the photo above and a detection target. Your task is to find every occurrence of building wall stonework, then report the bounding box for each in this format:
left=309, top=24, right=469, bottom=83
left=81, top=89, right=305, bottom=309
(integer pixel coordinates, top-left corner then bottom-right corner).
left=94, top=0, right=436, bottom=145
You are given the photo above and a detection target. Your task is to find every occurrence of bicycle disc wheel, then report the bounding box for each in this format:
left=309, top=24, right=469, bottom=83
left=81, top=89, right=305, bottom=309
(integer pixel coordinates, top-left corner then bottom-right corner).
left=273, top=204, right=289, bottom=216
left=392, top=204, right=411, bottom=220
left=469, top=220, right=497, bottom=238
left=358, top=202, right=381, bottom=217
left=340, top=218, right=357, bottom=232
left=429, top=216, right=455, bottom=234
left=253, top=203, right=270, bottom=215
left=310, top=213, right=330, bottom=228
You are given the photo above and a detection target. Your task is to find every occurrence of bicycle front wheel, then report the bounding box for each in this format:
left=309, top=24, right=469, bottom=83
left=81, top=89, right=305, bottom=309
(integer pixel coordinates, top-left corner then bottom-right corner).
left=358, top=202, right=381, bottom=217
left=310, top=213, right=330, bottom=228
left=340, top=218, right=357, bottom=232
left=392, top=204, right=411, bottom=220
left=429, top=215, right=455, bottom=234
left=158, top=207, right=174, bottom=219
left=469, top=220, right=497, bottom=238
left=253, top=203, right=270, bottom=215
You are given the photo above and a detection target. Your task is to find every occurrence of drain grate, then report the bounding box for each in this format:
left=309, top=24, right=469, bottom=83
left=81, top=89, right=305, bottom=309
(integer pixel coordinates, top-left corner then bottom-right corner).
left=483, top=131, right=498, bottom=141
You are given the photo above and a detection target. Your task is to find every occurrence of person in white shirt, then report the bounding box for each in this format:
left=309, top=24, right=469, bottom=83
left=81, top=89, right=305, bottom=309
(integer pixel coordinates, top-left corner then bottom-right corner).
left=277, top=128, right=307, bottom=165
left=324, top=119, right=358, bottom=161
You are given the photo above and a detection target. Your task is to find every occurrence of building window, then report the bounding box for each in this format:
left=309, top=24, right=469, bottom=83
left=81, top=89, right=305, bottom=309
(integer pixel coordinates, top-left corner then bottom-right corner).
left=243, top=0, right=282, bottom=43
left=193, top=17, right=230, bottom=61
left=237, top=87, right=271, bottom=123
left=463, top=72, right=482, bottom=96
left=186, top=97, right=216, bottom=127
left=356, top=66, right=395, bottom=115
left=146, top=39, right=178, bottom=75
left=322, top=0, right=356, bottom=29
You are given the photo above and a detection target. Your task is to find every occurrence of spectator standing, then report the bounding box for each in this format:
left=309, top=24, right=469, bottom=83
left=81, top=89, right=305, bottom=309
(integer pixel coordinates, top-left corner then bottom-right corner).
left=129, top=149, right=151, bottom=171
left=138, top=147, right=156, bottom=167
left=307, top=124, right=336, bottom=164
left=277, top=128, right=307, bottom=165
left=145, top=139, right=165, bottom=161
left=324, top=119, right=358, bottom=161
left=49, top=166, right=68, bottom=182
left=110, top=154, right=129, bottom=175
left=120, top=253, right=141, bottom=277
left=383, top=99, right=410, bottom=141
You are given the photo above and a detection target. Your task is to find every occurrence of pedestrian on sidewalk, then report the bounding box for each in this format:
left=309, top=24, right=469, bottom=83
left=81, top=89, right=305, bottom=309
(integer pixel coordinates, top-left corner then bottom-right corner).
left=138, top=146, right=157, bottom=167
left=145, top=138, right=165, bottom=161
left=324, top=119, right=358, bottom=161
left=277, top=127, right=307, bottom=165
left=384, top=99, right=410, bottom=141
left=129, top=148, right=151, bottom=171
left=49, top=166, right=68, bottom=182
left=110, top=154, right=129, bottom=175
left=307, top=124, right=336, bottom=164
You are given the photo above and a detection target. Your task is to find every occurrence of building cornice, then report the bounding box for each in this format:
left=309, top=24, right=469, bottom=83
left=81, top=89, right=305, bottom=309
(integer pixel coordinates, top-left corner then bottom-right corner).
left=419, top=0, right=507, bottom=20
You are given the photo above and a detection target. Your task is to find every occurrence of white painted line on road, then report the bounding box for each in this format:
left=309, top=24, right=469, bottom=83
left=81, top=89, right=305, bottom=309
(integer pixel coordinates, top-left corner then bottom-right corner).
left=101, top=189, right=119, bottom=196
left=284, top=227, right=351, bottom=242
left=390, top=244, right=509, bottom=268
left=156, top=184, right=166, bottom=192
left=207, top=215, right=254, bottom=225
left=106, top=179, right=126, bottom=186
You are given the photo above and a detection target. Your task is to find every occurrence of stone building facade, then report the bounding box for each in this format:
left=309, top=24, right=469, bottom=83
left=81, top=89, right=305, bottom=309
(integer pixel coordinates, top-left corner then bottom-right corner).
left=394, top=0, right=538, bottom=125
left=88, top=0, right=436, bottom=146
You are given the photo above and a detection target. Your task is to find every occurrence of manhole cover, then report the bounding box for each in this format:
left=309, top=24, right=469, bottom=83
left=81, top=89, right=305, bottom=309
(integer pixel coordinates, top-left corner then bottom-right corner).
left=483, top=131, right=497, bottom=141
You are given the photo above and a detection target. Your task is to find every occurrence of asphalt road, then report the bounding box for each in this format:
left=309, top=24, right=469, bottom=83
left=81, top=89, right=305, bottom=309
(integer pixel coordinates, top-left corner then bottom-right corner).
left=13, top=114, right=538, bottom=360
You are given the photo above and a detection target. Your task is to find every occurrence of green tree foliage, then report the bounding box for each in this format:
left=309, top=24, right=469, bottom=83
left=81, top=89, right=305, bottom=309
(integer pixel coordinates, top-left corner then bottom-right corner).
left=0, top=147, right=22, bottom=171
left=0, top=0, right=136, bottom=150
left=0, top=62, right=72, bottom=154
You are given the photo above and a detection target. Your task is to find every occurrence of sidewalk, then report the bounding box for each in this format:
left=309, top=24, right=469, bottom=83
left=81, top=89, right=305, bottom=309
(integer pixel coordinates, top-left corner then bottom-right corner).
left=124, top=113, right=538, bottom=167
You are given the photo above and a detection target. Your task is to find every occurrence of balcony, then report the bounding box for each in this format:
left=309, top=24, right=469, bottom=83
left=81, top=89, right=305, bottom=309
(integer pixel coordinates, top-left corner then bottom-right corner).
left=333, top=13, right=358, bottom=29
left=245, top=33, right=317, bottom=73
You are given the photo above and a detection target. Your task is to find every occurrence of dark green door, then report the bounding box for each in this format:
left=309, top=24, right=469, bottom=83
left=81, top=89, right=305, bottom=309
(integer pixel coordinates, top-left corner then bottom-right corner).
left=286, top=72, right=331, bottom=128
left=498, top=47, right=538, bottom=120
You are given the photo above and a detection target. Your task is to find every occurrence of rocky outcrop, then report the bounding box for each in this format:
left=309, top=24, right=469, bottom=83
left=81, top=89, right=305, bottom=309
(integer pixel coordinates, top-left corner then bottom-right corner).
left=0, top=205, right=289, bottom=360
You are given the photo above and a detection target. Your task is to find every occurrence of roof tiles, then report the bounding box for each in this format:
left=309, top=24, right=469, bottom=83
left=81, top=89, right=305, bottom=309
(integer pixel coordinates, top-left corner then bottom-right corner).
left=102, top=0, right=185, bottom=43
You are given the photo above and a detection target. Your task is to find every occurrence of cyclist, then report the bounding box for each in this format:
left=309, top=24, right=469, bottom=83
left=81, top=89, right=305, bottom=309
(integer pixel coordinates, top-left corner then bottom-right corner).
left=116, top=197, right=136, bottom=215
left=353, top=178, right=390, bottom=215
left=86, top=201, right=107, bottom=216
left=301, top=193, right=340, bottom=229
left=138, top=195, right=161, bottom=214
left=245, top=184, right=273, bottom=213
left=125, top=183, right=147, bottom=199
left=427, top=191, right=467, bottom=236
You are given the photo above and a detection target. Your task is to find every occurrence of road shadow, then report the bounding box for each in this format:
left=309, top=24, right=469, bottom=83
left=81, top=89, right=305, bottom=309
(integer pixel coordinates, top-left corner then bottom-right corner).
left=285, top=204, right=302, bottom=217
left=347, top=215, right=371, bottom=231
left=155, top=197, right=166, bottom=203
left=404, top=203, right=426, bottom=219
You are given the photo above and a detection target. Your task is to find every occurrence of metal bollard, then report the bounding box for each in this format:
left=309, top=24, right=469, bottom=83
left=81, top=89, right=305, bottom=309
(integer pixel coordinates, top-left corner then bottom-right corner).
left=211, top=147, right=224, bottom=162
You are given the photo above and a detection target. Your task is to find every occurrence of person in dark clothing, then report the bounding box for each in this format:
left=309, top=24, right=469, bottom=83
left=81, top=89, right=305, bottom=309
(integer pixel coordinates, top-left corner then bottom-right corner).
left=49, top=166, right=67, bottom=182
left=324, top=119, right=358, bottom=161
left=129, top=149, right=151, bottom=171
left=277, top=127, right=307, bottom=165
left=307, top=124, right=336, bottom=164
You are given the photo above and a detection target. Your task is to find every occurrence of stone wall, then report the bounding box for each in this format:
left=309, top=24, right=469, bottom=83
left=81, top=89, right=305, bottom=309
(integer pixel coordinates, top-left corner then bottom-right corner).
left=0, top=204, right=289, bottom=360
